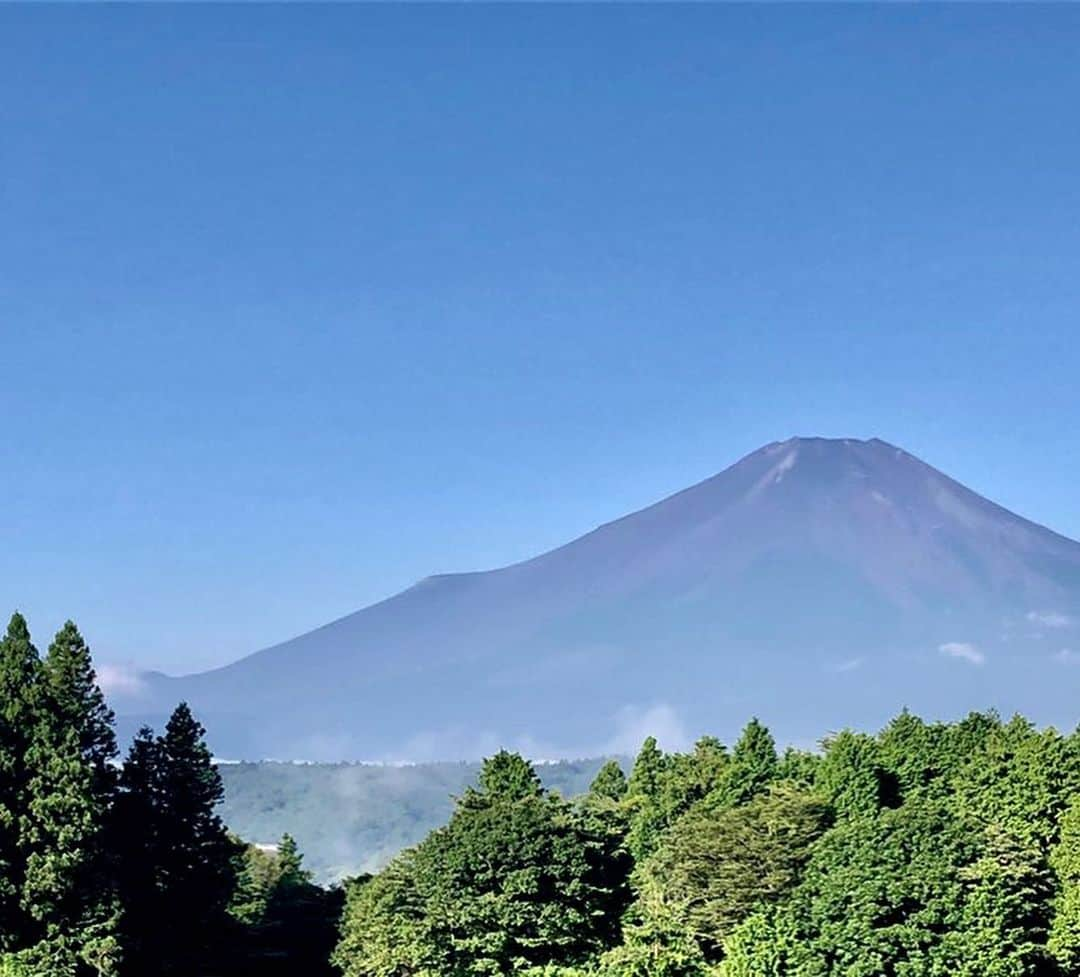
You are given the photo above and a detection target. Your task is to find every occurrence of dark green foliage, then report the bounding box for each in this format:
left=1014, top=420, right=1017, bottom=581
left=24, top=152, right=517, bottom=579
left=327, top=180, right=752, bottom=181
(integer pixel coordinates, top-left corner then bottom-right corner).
left=230, top=835, right=344, bottom=976
left=0, top=613, right=41, bottom=953
left=114, top=703, right=239, bottom=975
left=20, top=623, right=121, bottom=975
left=0, top=612, right=345, bottom=976
left=816, top=729, right=889, bottom=818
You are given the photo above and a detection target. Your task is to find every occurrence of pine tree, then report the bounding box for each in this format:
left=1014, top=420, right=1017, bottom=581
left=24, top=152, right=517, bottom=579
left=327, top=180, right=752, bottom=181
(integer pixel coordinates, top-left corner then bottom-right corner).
left=18, top=623, right=122, bottom=976
left=0, top=612, right=42, bottom=953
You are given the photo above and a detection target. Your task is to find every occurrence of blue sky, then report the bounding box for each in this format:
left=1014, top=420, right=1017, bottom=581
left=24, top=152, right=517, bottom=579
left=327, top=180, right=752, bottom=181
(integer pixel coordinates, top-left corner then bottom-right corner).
left=2, top=5, right=1079, bottom=673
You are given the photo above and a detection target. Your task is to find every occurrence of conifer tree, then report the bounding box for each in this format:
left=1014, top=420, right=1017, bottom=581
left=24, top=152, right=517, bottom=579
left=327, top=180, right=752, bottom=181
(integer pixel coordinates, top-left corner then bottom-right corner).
left=113, top=727, right=163, bottom=971
left=41, top=622, right=117, bottom=792
left=114, top=705, right=238, bottom=975
left=155, top=703, right=238, bottom=974
left=721, top=719, right=778, bottom=807
left=0, top=613, right=42, bottom=954
left=18, top=623, right=121, bottom=976
left=626, top=737, right=667, bottom=863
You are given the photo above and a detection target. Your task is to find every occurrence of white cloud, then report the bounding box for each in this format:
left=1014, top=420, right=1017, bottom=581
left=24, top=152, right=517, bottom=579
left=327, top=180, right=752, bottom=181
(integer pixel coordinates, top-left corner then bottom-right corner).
left=605, top=703, right=690, bottom=755
left=1027, top=610, right=1073, bottom=629
left=825, top=657, right=864, bottom=674
left=1054, top=649, right=1080, bottom=666
left=939, top=642, right=985, bottom=666
left=95, top=663, right=147, bottom=697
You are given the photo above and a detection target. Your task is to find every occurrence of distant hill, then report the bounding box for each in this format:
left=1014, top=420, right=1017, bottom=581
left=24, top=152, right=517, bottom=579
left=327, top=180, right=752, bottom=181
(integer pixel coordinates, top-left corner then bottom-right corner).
left=217, top=757, right=612, bottom=882
left=114, top=437, right=1080, bottom=760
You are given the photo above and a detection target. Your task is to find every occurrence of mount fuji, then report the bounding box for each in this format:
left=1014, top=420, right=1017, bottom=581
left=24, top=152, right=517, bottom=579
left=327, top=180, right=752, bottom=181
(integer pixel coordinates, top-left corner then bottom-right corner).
left=111, top=437, right=1080, bottom=760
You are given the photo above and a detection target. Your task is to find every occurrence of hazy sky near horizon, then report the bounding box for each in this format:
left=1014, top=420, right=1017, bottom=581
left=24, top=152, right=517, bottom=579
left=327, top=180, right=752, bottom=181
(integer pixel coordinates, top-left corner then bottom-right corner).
left=3, top=5, right=1080, bottom=673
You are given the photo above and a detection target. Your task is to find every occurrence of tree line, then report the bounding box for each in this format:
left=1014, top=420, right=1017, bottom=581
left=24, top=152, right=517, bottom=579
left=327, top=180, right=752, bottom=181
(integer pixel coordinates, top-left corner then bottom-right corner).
left=7, top=606, right=1080, bottom=975
left=337, top=715, right=1080, bottom=976
left=0, top=612, right=340, bottom=976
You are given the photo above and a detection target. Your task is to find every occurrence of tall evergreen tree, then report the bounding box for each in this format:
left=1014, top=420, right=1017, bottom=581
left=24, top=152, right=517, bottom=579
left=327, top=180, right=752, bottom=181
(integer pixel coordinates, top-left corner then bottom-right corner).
left=0, top=612, right=42, bottom=954
left=626, top=738, right=668, bottom=864
left=113, top=727, right=163, bottom=971
left=114, top=704, right=238, bottom=975
left=41, top=622, right=117, bottom=793
left=17, top=623, right=122, bottom=976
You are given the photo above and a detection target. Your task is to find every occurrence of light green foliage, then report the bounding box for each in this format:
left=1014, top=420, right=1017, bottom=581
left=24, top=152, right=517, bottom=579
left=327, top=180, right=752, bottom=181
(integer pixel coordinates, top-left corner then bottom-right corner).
left=626, top=738, right=668, bottom=865
left=716, top=905, right=800, bottom=977
left=334, top=860, right=428, bottom=977
left=596, top=909, right=710, bottom=977
left=335, top=752, right=630, bottom=977
left=1049, top=796, right=1080, bottom=971
left=634, top=784, right=831, bottom=959
left=946, top=825, right=1054, bottom=976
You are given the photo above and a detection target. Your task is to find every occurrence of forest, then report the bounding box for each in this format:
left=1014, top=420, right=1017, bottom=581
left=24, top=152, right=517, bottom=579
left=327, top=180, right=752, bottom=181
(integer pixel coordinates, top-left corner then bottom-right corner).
left=4, top=609, right=1080, bottom=976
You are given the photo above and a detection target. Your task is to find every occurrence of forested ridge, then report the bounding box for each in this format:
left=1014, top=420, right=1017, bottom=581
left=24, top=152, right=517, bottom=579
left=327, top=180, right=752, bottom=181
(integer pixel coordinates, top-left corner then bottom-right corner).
left=5, top=609, right=1080, bottom=976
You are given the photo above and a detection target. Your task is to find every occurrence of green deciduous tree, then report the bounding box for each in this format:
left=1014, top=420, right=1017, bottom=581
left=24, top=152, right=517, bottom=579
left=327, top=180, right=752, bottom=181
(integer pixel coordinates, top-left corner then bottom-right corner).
left=634, top=784, right=831, bottom=959
left=335, top=752, right=629, bottom=977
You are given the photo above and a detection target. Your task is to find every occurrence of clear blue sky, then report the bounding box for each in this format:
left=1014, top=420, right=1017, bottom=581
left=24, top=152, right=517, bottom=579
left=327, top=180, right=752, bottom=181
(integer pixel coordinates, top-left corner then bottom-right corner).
left=3, top=5, right=1079, bottom=673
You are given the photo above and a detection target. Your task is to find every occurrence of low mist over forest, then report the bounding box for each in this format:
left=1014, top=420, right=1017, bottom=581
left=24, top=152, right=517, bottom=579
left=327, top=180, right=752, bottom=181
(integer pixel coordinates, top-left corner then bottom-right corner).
left=218, top=758, right=611, bottom=881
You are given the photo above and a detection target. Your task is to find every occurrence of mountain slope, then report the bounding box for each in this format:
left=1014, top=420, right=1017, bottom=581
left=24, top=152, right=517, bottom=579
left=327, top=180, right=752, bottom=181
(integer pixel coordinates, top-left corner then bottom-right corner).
left=114, top=438, right=1080, bottom=759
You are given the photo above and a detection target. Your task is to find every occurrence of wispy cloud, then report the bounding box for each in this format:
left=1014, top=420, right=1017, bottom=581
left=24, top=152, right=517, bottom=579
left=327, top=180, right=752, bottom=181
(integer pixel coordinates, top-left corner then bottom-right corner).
left=825, top=657, right=864, bottom=674
left=1054, top=649, right=1080, bottom=666
left=939, top=642, right=985, bottom=666
left=1027, top=610, right=1073, bottom=629
left=96, top=663, right=147, bottom=697
left=605, top=703, right=690, bottom=755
